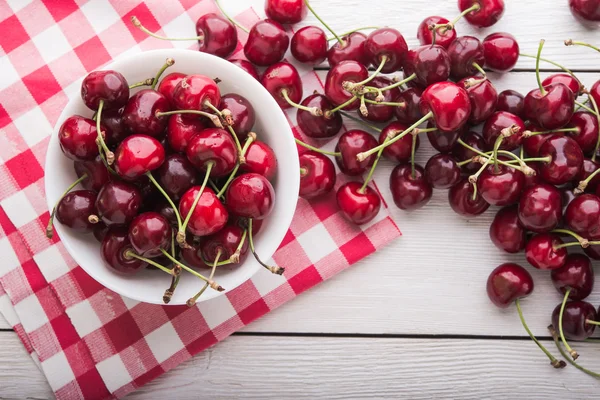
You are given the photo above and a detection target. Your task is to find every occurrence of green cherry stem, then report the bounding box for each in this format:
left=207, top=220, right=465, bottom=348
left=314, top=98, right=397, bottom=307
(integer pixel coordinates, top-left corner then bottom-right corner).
left=552, top=229, right=589, bottom=245
left=535, top=39, right=547, bottom=96
left=203, top=101, right=245, bottom=158
left=565, top=39, right=600, bottom=53
left=575, top=167, right=600, bottom=194
left=559, top=288, right=579, bottom=360
left=214, top=0, right=249, bottom=33
left=124, top=250, right=177, bottom=276
left=369, top=73, right=417, bottom=93
left=325, top=96, right=359, bottom=117
left=410, top=133, right=418, bottom=179
left=177, top=162, right=214, bottom=244
left=146, top=171, right=183, bottom=230
left=186, top=249, right=222, bottom=307
left=519, top=53, right=576, bottom=78
left=524, top=127, right=580, bottom=137
left=95, top=100, right=114, bottom=165
left=155, top=109, right=223, bottom=128
left=128, top=78, right=155, bottom=89
left=151, top=58, right=175, bottom=90
left=304, top=0, right=342, bottom=45
left=229, top=229, right=248, bottom=264
left=131, top=16, right=206, bottom=40
left=328, top=26, right=380, bottom=40
left=282, top=89, right=323, bottom=116
left=588, top=94, right=600, bottom=161
left=295, top=138, right=341, bottom=156
left=160, top=248, right=225, bottom=290
left=46, top=174, right=89, bottom=238
left=352, top=56, right=388, bottom=88
left=469, top=156, right=492, bottom=200
left=217, top=133, right=256, bottom=198
left=472, top=62, right=487, bottom=78
left=163, top=231, right=181, bottom=304
left=248, top=219, right=285, bottom=275
left=550, top=325, right=598, bottom=374
left=586, top=320, right=600, bottom=326
left=360, top=138, right=387, bottom=193
left=449, top=2, right=481, bottom=28
left=363, top=99, right=406, bottom=107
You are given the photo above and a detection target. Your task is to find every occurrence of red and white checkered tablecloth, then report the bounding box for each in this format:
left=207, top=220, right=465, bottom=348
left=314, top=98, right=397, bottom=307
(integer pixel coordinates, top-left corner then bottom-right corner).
left=0, top=1, right=401, bottom=398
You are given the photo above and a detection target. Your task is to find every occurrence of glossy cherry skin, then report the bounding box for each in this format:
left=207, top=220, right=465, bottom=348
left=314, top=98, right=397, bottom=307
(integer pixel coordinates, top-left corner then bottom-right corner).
left=478, top=164, right=525, bottom=206
left=490, top=205, right=526, bottom=253
left=186, top=128, right=238, bottom=177
left=486, top=263, right=533, bottom=308
left=552, top=301, right=597, bottom=341
left=179, top=187, right=228, bottom=236
left=172, top=74, right=221, bottom=111
left=364, top=28, right=408, bottom=73
left=390, top=164, right=433, bottom=210
left=335, top=130, right=378, bottom=176
left=327, top=32, right=370, bottom=67
left=74, top=156, right=110, bottom=192
left=420, top=81, right=471, bottom=133
left=379, top=122, right=418, bottom=163
left=226, top=173, right=275, bottom=219
left=576, top=158, right=600, bottom=193
left=261, top=62, right=302, bottom=109
left=56, top=190, right=98, bottom=233
left=459, top=0, right=505, bottom=27
left=114, top=135, right=165, bottom=180
left=525, top=233, right=567, bottom=270
left=482, top=111, right=526, bottom=151
left=156, top=153, right=199, bottom=200
left=538, top=135, right=584, bottom=185
left=240, top=141, right=278, bottom=181
left=166, top=114, right=206, bottom=153
left=196, top=13, right=237, bottom=58
left=427, top=124, right=464, bottom=154
left=591, top=80, right=600, bottom=109
left=81, top=70, right=129, bottom=110
left=417, top=16, right=457, bottom=49
left=569, top=0, right=600, bottom=23
left=299, top=151, right=336, bottom=199
left=201, top=224, right=249, bottom=264
left=219, top=93, right=255, bottom=141
left=229, top=59, right=260, bottom=80
left=394, top=87, right=423, bottom=125
left=58, top=116, right=103, bottom=161
left=459, top=77, right=498, bottom=125
left=181, top=240, right=209, bottom=269
left=585, top=236, right=600, bottom=260
left=297, top=94, right=343, bottom=138
left=552, top=254, right=595, bottom=301
left=244, top=19, right=289, bottom=66
left=128, top=212, right=171, bottom=258
left=496, top=90, right=525, bottom=118
left=157, top=72, right=185, bottom=107
left=102, top=227, right=147, bottom=274
left=567, top=112, right=599, bottom=155
left=360, top=77, right=400, bottom=123
left=448, top=179, right=490, bottom=216
left=482, top=32, right=519, bottom=72
left=291, top=26, right=328, bottom=65
left=122, top=89, right=170, bottom=138
left=403, top=45, right=451, bottom=88
left=325, top=60, right=369, bottom=110
left=518, top=183, right=562, bottom=233
left=452, top=131, right=486, bottom=173
left=565, top=194, right=600, bottom=238
left=265, top=0, right=307, bottom=24
left=425, top=154, right=461, bottom=189
left=522, top=128, right=553, bottom=158
left=155, top=202, right=178, bottom=227
left=447, top=36, right=485, bottom=80
left=524, top=163, right=542, bottom=189
left=336, top=182, right=381, bottom=224
left=101, top=108, right=128, bottom=146
left=524, top=83, right=575, bottom=130
left=543, top=73, right=584, bottom=97
left=93, top=222, right=109, bottom=243
left=96, top=181, right=142, bottom=226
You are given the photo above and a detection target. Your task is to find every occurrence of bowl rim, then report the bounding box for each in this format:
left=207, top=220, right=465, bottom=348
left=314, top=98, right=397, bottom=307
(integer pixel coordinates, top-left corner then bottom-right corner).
left=45, top=48, right=299, bottom=305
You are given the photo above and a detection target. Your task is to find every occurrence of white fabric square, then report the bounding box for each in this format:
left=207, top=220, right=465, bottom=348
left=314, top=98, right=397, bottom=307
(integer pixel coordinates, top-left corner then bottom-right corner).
left=0, top=191, right=38, bottom=229
left=144, top=322, right=185, bottom=363
left=66, top=300, right=103, bottom=338
left=14, top=294, right=49, bottom=332
left=0, top=293, right=19, bottom=326
left=41, top=351, right=75, bottom=391
left=34, top=244, right=71, bottom=282
left=13, top=106, right=53, bottom=148
left=251, top=268, right=286, bottom=297
left=161, top=14, right=195, bottom=49
left=80, top=0, right=120, bottom=34
left=32, top=25, right=72, bottom=64
left=296, top=223, right=338, bottom=264
left=6, top=0, right=33, bottom=13
left=197, top=294, right=237, bottom=330
left=0, top=56, right=20, bottom=92
left=0, top=237, right=21, bottom=275
left=96, top=354, right=132, bottom=393
left=121, top=296, right=140, bottom=310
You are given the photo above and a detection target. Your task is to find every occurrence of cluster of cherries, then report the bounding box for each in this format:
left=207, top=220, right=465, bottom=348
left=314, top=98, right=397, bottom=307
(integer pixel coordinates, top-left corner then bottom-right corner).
left=48, top=56, right=283, bottom=306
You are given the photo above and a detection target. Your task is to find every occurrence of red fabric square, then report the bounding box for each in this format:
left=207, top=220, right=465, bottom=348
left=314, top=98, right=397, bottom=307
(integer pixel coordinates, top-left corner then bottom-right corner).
left=133, top=365, right=164, bottom=389
left=162, top=304, right=189, bottom=320
left=0, top=206, right=17, bottom=237
left=237, top=298, right=270, bottom=325
left=21, top=258, right=47, bottom=293
left=129, top=303, right=169, bottom=336
left=4, top=149, right=44, bottom=189
left=0, top=15, right=29, bottom=53
left=103, top=311, right=143, bottom=353
left=309, top=190, right=339, bottom=222
left=76, top=368, right=111, bottom=400
left=62, top=341, right=96, bottom=377
left=0, top=104, right=9, bottom=129
left=185, top=331, right=218, bottom=355
left=74, top=36, right=111, bottom=71
left=170, top=307, right=210, bottom=345
left=71, top=266, right=104, bottom=299
left=278, top=229, right=296, bottom=249
left=37, top=286, right=65, bottom=322
left=50, top=313, right=80, bottom=350
left=42, top=0, right=79, bottom=22
left=287, top=265, right=323, bottom=295
left=22, top=66, right=62, bottom=105
left=123, top=3, right=160, bottom=42
left=227, top=280, right=262, bottom=312
left=339, top=232, right=376, bottom=264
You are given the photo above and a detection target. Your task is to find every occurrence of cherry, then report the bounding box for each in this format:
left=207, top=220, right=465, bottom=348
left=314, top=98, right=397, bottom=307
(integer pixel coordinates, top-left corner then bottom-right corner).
left=219, top=94, right=255, bottom=141
left=518, top=183, right=562, bottom=233
left=538, top=135, right=583, bottom=185
left=427, top=122, right=464, bottom=153
left=325, top=60, right=369, bottom=110
left=181, top=240, right=209, bottom=269
left=297, top=94, right=343, bottom=138
left=335, top=129, right=378, bottom=176
left=478, top=164, right=525, bottom=206
left=566, top=112, right=599, bottom=155
left=114, top=135, right=165, bottom=180
left=542, top=73, right=584, bottom=97
left=447, top=36, right=485, bottom=80
left=569, top=0, right=600, bottom=23
left=525, top=233, right=567, bottom=270
left=74, top=156, right=110, bottom=192
left=291, top=26, right=328, bottom=65
left=157, top=72, right=185, bottom=107
left=425, top=154, right=461, bottom=189
left=590, top=80, right=600, bottom=107
left=552, top=254, right=594, bottom=301
left=496, top=90, right=525, bottom=118
left=482, top=32, right=519, bottom=72
left=486, top=263, right=533, bottom=308
left=327, top=32, right=370, bottom=67
left=101, top=108, right=129, bottom=146
left=128, top=212, right=171, bottom=257
left=524, top=163, right=543, bottom=189
left=96, top=181, right=142, bottom=226
left=459, top=0, right=505, bottom=27
left=562, top=187, right=578, bottom=212
left=299, top=151, right=336, bottom=199
left=565, top=194, right=600, bottom=238
left=166, top=114, right=206, bottom=153
left=584, top=237, right=600, bottom=260
left=336, top=182, right=381, bottom=224
left=390, top=164, right=432, bottom=210
left=172, top=74, right=221, bottom=112
left=482, top=111, right=525, bottom=151
left=394, top=87, right=423, bottom=125
left=229, top=59, right=260, bottom=81
left=380, top=122, right=418, bottom=163
left=261, top=62, right=303, bottom=109
left=240, top=141, right=278, bottom=181
left=552, top=301, right=597, bottom=341
left=244, top=19, right=289, bottom=66
left=417, top=16, right=457, bottom=49
left=93, top=222, right=109, bottom=243
left=522, top=122, right=555, bottom=157
left=179, top=187, right=228, bottom=236
left=490, top=205, right=526, bottom=253
left=458, top=77, right=498, bottom=125
left=156, top=153, right=199, bottom=200
left=452, top=131, right=486, bottom=173
left=524, top=83, right=575, bottom=130
left=58, top=116, right=103, bottom=161
left=448, top=178, right=490, bottom=216
left=102, top=227, right=147, bottom=274
left=226, top=173, right=275, bottom=219
left=364, top=28, right=408, bottom=73
left=195, top=13, right=238, bottom=58
left=576, top=158, right=600, bottom=193
left=420, top=81, right=471, bottom=133
left=201, top=224, right=249, bottom=264
left=403, top=45, right=451, bottom=88
left=81, top=70, right=129, bottom=111
left=265, top=0, right=307, bottom=24
left=55, top=190, right=98, bottom=233
left=122, top=89, right=170, bottom=138
left=155, top=202, right=178, bottom=227
left=186, top=128, right=238, bottom=177
left=360, top=76, right=400, bottom=123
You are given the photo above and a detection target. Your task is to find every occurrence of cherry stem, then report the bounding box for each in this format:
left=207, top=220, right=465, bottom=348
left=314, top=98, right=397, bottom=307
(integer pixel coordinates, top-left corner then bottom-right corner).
left=125, top=250, right=177, bottom=276
left=326, top=96, right=358, bottom=117
left=492, top=135, right=504, bottom=173
left=248, top=219, right=284, bottom=275
left=178, top=162, right=213, bottom=244
left=359, top=96, right=368, bottom=117
left=559, top=288, right=579, bottom=360
left=519, top=53, right=576, bottom=78
left=155, top=110, right=223, bottom=128
left=160, top=248, right=224, bottom=290
left=304, top=0, right=342, bottom=45
left=360, top=138, right=386, bottom=193
left=451, top=2, right=481, bottom=26
left=410, top=134, right=418, bottom=179
left=457, top=139, right=526, bottom=172
left=129, top=78, right=155, bottom=89
left=163, top=231, right=180, bottom=304
left=95, top=100, right=114, bottom=165
left=363, top=99, right=406, bottom=107
left=575, top=167, right=600, bottom=194
left=555, top=240, right=600, bottom=250
left=203, top=103, right=244, bottom=158
left=552, top=228, right=588, bottom=244
left=519, top=156, right=552, bottom=163
left=229, top=229, right=248, bottom=264
left=588, top=94, right=600, bottom=161
left=300, top=167, right=308, bottom=176
left=217, top=134, right=256, bottom=198
left=96, top=145, right=117, bottom=175
left=187, top=249, right=222, bottom=306
left=214, top=0, right=249, bottom=33
left=357, top=112, right=433, bottom=161
left=353, top=56, right=388, bottom=87
left=515, top=299, right=565, bottom=368
left=46, top=174, right=88, bottom=238
left=535, top=40, right=547, bottom=96
left=370, top=73, right=417, bottom=93
left=550, top=325, right=598, bottom=373
left=586, top=320, right=600, bottom=326
left=151, top=58, right=175, bottom=90
left=281, top=89, right=322, bottom=117
left=295, top=138, right=341, bottom=156
left=131, top=16, right=206, bottom=41
left=146, top=171, right=183, bottom=230
left=339, top=110, right=382, bottom=132
left=574, top=101, right=599, bottom=117
left=471, top=62, right=487, bottom=78
left=328, top=26, right=380, bottom=41
left=525, top=127, right=580, bottom=137
left=469, top=157, right=492, bottom=201
left=565, top=39, right=600, bottom=53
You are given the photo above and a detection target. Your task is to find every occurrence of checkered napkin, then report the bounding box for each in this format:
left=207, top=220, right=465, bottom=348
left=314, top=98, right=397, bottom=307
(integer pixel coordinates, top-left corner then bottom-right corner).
left=0, top=1, right=401, bottom=398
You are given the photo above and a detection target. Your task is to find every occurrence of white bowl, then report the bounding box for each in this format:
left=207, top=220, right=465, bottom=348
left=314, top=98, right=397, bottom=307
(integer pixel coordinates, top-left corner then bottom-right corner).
left=45, top=49, right=299, bottom=305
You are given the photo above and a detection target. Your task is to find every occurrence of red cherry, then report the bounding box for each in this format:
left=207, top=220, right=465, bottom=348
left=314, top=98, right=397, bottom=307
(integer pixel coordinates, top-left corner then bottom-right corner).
left=261, top=62, right=303, bottom=109
left=522, top=122, right=555, bottom=157
left=58, top=116, right=103, bottom=161
left=291, top=26, right=327, bottom=65
left=299, top=151, right=336, bottom=199
left=551, top=254, right=595, bottom=301
left=185, top=128, right=238, bottom=177
left=336, top=182, right=381, bottom=224
left=364, top=28, right=408, bottom=73
left=590, top=80, right=600, bottom=107
left=390, top=164, right=433, bottom=210
left=93, top=222, right=109, bottom=243
left=565, top=194, right=600, bottom=238
left=576, top=158, right=600, bottom=193
left=490, top=205, right=526, bottom=253
left=426, top=122, right=463, bottom=153
left=101, top=108, right=128, bottom=146
left=327, top=32, right=369, bottom=67
left=128, top=212, right=171, bottom=257
left=425, top=154, right=461, bottom=189
left=566, top=112, right=599, bottom=155
left=74, top=156, right=110, bottom=192
left=458, top=77, right=498, bottom=125
left=538, top=135, right=584, bottom=185
left=379, top=122, right=418, bottom=163
left=335, top=129, right=378, bottom=176
left=155, top=202, right=178, bottom=228
left=518, top=183, right=562, bottom=233
left=96, top=181, right=142, bottom=226
left=157, top=72, right=185, bottom=107
left=56, top=190, right=98, bottom=233
left=172, top=74, right=221, bottom=111
left=229, top=59, right=260, bottom=80
left=525, top=233, right=567, bottom=270
left=482, top=32, right=519, bottom=72
left=584, top=235, right=600, bottom=260
left=486, top=263, right=533, bottom=309
left=403, top=45, right=451, bottom=88
left=114, top=135, right=165, bottom=180
left=122, top=89, right=170, bottom=138
left=478, top=164, right=525, bottom=206
left=244, top=19, right=289, bottom=66
left=542, top=73, right=584, bottom=97
left=166, top=114, right=206, bottom=153
left=201, top=224, right=249, bottom=264
left=417, top=16, right=457, bottom=49
left=459, top=0, right=505, bottom=27
left=81, top=70, right=129, bottom=110
left=156, top=153, right=199, bottom=200
left=226, top=173, right=275, bottom=219
left=394, top=87, right=423, bottom=125
left=447, top=36, right=485, bottom=80
left=179, top=187, right=228, bottom=236
left=360, top=76, right=400, bottom=123
left=195, top=13, right=238, bottom=58
left=325, top=60, right=369, bottom=110
left=448, top=178, right=490, bottom=216
left=419, top=81, right=471, bottom=133
left=102, top=227, right=147, bottom=274
left=452, top=130, right=486, bottom=173
left=482, top=111, right=525, bottom=151
left=551, top=301, right=597, bottom=341
left=297, top=94, right=343, bottom=138
left=496, top=89, right=525, bottom=118
left=219, top=93, right=255, bottom=141
left=265, top=0, right=307, bottom=24
left=569, top=0, right=600, bottom=23
left=524, top=83, right=575, bottom=130
left=524, top=163, right=542, bottom=189
left=240, top=141, right=278, bottom=181
left=181, top=240, right=209, bottom=269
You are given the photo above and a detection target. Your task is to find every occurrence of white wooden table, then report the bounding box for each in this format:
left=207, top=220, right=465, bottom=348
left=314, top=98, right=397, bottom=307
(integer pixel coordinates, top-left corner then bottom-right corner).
left=3, top=0, right=600, bottom=398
